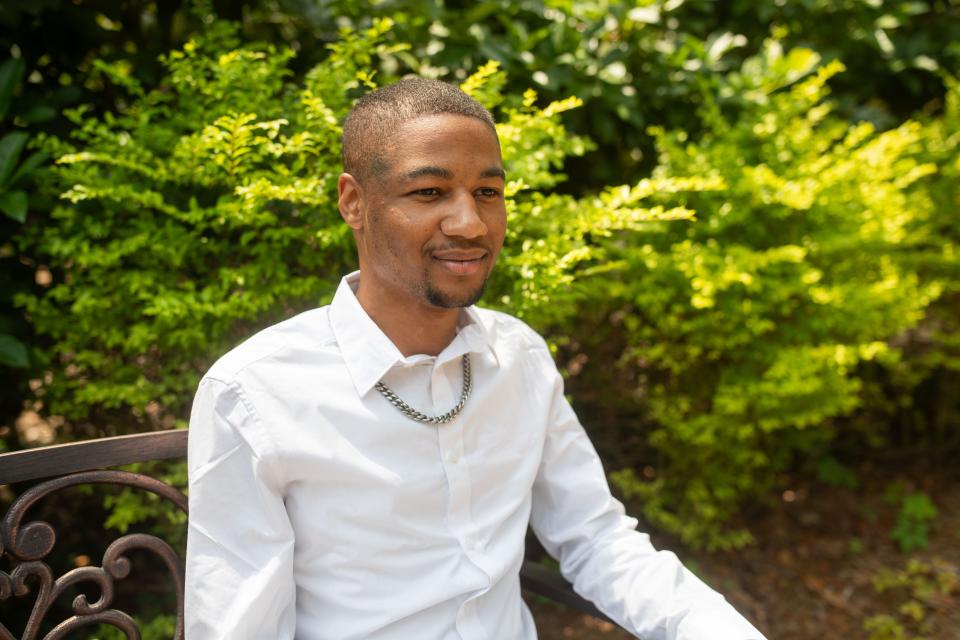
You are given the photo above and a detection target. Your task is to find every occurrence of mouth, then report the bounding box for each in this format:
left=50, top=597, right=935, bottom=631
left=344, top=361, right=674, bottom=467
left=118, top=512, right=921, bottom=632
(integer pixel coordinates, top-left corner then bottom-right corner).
left=431, top=249, right=488, bottom=276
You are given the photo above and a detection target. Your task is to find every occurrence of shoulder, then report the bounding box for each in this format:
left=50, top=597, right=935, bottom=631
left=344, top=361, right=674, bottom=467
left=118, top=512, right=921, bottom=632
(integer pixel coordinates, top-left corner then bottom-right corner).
left=203, top=306, right=336, bottom=385
left=472, top=306, right=553, bottom=357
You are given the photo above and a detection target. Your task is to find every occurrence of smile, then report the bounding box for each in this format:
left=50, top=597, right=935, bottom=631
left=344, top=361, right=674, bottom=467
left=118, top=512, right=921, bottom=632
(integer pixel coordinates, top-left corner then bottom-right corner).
left=431, top=252, right=487, bottom=276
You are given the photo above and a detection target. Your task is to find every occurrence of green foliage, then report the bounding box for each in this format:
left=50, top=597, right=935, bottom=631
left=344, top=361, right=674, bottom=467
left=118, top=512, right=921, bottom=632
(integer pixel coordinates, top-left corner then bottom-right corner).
left=19, top=20, right=690, bottom=430
left=0, top=59, right=49, bottom=224
left=606, top=41, right=943, bottom=549
left=92, top=614, right=177, bottom=640
left=864, top=614, right=911, bottom=640
left=816, top=456, right=859, bottom=489
left=0, top=52, right=49, bottom=452
left=262, top=0, right=959, bottom=187
left=0, top=133, right=31, bottom=223
left=103, top=461, right=188, bottom=546
left=848, top=536, right=864, bottom=554
left=865, top=557, right=959, bottom=640
left=0, top=58, right=23, bottom=121
left=12, top=5, right=960, bottom=552
left=20, top=19, right=359, bottom=420
left=880, top=483, right=939, bottom=554
left=0, top=334, right=27, bottom=369
left=875, top=75, right=960, bottom=450
left=17, top=25, right=716, bottom=613
left=890, top=493, right=938, bottom=553
left=486, top=85, right=714, bottom=327
left=0, top=57, right=44, bottom=374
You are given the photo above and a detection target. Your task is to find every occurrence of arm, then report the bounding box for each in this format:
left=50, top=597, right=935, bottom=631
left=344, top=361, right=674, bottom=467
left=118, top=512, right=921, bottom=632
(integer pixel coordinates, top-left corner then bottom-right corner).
left=185, top=377, right=296, bottom=639
left=528, top=351, right=766, bottom=640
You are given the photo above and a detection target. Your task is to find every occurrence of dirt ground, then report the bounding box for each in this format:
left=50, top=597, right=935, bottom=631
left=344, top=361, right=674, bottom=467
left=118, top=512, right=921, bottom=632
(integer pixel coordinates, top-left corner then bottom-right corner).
left=528, top=468, right=960, bottom=640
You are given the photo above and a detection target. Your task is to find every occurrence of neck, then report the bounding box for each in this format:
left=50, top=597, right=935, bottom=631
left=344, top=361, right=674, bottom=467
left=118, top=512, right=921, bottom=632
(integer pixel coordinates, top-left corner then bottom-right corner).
left=356, top=281, right=461, bottom=358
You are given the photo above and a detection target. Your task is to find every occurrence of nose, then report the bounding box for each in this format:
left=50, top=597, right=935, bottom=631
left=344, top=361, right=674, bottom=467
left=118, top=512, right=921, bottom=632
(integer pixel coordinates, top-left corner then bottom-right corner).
left=440, top=190, right=487, bottom=239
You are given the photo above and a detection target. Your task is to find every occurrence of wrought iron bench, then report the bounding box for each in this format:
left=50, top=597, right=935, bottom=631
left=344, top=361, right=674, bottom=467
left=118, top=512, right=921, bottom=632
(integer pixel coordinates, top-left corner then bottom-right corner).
left=0, top=430, right=614, bottom=639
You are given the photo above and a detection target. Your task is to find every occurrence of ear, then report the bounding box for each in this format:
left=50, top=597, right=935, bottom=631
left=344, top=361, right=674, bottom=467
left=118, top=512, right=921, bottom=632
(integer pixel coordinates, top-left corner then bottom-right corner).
left=338, top=173, right=365, bottom=230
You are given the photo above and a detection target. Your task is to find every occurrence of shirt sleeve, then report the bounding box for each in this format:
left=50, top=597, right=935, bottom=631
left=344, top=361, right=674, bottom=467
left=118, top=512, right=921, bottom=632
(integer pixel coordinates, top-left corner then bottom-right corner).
left=528, top=345, right=767, bottom=640
left=185, top=377, right=297, bottom=640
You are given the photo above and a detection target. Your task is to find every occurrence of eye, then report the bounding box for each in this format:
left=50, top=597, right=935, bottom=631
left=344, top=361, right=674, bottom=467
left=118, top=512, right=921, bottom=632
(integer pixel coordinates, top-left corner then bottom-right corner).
left=475, top=187, right=501, bottom=199
left=410, top=188, right=441, bottom=197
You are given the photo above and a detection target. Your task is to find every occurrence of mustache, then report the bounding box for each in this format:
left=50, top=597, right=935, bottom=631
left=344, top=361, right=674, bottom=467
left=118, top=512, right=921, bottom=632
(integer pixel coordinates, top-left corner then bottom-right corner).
left=426, top=241, right=492, bottom=252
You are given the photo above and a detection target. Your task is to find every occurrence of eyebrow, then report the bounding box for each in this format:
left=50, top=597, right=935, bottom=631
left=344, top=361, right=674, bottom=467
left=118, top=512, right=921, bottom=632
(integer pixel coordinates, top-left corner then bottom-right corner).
left=401, top=165, right=506, bottom=182
left=402, top=166, right=453, bottom=181
left=480, top=166, right=506, bottom=180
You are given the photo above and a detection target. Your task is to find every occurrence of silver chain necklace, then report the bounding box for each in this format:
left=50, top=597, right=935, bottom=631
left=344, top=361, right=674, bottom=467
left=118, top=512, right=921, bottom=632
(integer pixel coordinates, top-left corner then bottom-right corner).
left=375, top=354, right=472, bottom=425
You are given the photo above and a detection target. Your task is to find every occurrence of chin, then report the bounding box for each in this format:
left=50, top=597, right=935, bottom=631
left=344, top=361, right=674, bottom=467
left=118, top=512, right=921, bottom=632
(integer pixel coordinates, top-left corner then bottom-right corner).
left=424, top=282, right=487, bottom=309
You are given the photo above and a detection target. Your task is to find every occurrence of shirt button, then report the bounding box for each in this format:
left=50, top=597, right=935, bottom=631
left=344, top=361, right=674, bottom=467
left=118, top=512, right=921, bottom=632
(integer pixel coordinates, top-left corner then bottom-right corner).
left=448, top=448, right=460, bottom=464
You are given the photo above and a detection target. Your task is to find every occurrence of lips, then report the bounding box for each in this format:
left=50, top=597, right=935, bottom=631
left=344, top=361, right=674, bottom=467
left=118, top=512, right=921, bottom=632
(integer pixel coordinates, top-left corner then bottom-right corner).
left=432, top=248, right=487, bottom=260
left=431, top=248, right=488, bottom=276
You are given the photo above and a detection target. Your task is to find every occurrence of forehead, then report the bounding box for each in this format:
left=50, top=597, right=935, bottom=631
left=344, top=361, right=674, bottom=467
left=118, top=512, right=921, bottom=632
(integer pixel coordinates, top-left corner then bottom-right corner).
left=381, top=113, right=502, bottom=175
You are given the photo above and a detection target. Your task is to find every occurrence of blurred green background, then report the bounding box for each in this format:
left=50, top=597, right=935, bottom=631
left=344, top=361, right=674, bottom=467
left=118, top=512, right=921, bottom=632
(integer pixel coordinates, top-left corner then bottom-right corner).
left=1, top=1, right=958, bottom=638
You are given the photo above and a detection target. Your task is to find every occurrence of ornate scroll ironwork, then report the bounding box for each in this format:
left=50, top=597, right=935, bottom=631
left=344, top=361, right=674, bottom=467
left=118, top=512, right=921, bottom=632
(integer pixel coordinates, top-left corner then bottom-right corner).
left=1, top=470, right=188, bottom=640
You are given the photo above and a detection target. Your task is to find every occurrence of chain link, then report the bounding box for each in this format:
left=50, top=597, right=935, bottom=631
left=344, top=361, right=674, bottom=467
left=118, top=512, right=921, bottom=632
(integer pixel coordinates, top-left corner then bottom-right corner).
left=374, top=354, right=472, bottom=425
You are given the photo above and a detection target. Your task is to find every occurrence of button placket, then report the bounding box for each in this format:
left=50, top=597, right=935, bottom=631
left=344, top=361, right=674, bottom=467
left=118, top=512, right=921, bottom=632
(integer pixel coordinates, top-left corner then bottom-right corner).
left=431, top=359, right=456, bottom=408
left=440, top=416, right=470, bottom=528
left=434, top=354, right=495, bottom=639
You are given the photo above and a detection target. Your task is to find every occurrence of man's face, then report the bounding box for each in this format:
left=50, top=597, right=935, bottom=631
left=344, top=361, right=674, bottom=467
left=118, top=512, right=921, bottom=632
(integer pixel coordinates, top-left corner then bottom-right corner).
left=346, top=113, right=507, bottom=309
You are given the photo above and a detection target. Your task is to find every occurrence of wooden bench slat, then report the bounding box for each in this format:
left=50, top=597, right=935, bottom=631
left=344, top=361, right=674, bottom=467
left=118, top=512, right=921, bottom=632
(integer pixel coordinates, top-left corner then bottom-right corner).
left=0, top=430, right=188, bottom=485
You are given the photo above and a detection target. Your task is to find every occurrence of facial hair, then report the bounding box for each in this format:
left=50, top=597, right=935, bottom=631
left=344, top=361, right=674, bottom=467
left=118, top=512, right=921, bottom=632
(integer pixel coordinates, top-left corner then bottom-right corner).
left=424, top=278, right=488, bottom=308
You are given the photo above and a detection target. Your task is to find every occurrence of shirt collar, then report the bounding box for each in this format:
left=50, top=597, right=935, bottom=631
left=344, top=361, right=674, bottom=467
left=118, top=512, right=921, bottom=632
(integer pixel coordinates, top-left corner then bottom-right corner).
left=328, top=271, right=500, bottom=397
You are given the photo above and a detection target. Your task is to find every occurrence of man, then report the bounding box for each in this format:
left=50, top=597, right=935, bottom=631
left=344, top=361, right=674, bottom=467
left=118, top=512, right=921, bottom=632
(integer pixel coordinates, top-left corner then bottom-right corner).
left=185, top=77, right=766, bottom=639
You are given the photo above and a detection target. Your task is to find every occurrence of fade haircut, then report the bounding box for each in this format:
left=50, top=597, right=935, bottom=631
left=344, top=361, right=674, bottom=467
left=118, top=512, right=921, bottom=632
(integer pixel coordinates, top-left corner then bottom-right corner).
left=341, top=77, right=497, bottom=184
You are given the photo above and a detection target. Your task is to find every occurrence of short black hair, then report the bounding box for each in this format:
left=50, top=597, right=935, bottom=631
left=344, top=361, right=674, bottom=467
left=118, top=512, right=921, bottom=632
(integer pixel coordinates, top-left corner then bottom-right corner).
left=341, top=77, right=497, bottom=184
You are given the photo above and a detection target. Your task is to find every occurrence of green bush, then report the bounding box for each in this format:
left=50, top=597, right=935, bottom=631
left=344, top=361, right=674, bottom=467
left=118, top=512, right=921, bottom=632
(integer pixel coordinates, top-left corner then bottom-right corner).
left=0, top=54, right=51, bottom=448
left=259, top=0, right=959, bottom=187
left=602, top=42, right=945, bottom=548
left=15, top=13, right=960, bottom=552
left=7, top=0, right=957, bottom=194
left=888, top=490, right=939, bottom=553
left=865, top=557, right=959, bottom=640
left=18, top=18, right=692, bottom=426
left=869, top=75, right=960, bottom=453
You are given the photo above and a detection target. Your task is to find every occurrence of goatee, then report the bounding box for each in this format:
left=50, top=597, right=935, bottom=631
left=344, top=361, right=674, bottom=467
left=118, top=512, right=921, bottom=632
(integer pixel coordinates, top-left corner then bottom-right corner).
left=425, top=281, right=488, bottom=308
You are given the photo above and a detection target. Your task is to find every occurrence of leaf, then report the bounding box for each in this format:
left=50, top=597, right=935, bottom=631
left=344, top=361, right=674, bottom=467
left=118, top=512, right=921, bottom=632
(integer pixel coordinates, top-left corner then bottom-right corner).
left=0, top=131, right=29, bottom=186
left=0, top=189, right=27, bottom=222
left=0, top=58, right=25, bottom=121
left=705, top=32, right=747, bottom=66
left=0, top=334, right=29, bottom=368
left=18, top=104, right=57, bottom=124
left=9, top=150, right=48, bottom=187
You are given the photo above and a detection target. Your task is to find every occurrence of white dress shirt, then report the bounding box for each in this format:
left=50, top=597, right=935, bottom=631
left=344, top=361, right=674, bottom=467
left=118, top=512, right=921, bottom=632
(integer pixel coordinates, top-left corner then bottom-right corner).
left=185, top=271, right=766, bottom=640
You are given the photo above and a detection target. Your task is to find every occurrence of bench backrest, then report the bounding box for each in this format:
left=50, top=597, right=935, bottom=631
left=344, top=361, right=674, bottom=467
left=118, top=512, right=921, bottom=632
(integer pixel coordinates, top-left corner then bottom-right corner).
left=0, top=430, right=612, bottom=639
left=2, top=431, right=189, bottom=640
